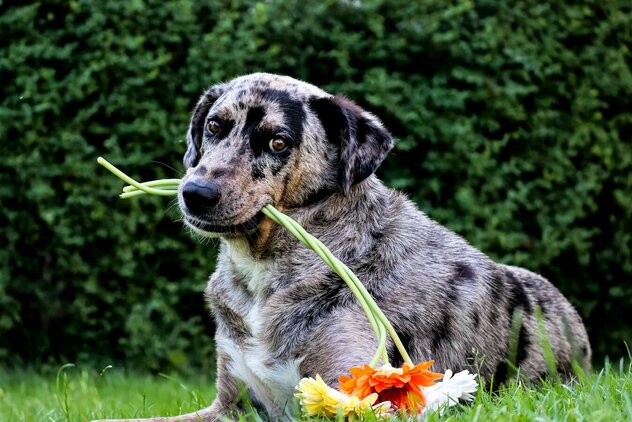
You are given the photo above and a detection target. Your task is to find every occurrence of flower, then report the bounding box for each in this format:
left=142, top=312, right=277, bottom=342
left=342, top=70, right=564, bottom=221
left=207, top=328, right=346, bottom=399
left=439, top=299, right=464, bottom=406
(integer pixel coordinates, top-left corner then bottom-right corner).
left=339, top=364, right=376, bottom=399
left=399, top=360, right=445, bottom=408
left=295, top=374, right=381, bottom=417
left=339, top=361, right=443, bottom=413
left=370, top=363, right=408, bottom=391
left=422, top=369, right=478, bottom=416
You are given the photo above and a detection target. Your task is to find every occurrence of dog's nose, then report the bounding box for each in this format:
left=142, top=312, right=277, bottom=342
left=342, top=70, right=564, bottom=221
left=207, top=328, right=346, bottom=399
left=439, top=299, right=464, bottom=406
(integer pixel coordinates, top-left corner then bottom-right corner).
left=182, top=179, right=221, bottom=213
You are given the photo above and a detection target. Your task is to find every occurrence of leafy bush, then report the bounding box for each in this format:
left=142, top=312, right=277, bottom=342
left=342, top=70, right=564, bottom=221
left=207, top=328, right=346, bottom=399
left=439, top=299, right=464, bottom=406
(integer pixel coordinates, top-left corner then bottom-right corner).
left=1, top=0, right=630, bottom=370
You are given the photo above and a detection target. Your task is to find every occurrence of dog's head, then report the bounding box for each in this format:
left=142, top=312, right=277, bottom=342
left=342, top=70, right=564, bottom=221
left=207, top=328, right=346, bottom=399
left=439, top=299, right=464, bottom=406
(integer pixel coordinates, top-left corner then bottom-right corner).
left=178, top=73, right=394, bottom=237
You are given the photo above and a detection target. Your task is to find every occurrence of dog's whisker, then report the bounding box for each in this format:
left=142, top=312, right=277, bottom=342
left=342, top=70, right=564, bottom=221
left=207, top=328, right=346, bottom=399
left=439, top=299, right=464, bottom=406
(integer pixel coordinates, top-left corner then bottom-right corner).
left=149, top=160, right=183, bottom=176
left=161, top=199, right=181, bottom=220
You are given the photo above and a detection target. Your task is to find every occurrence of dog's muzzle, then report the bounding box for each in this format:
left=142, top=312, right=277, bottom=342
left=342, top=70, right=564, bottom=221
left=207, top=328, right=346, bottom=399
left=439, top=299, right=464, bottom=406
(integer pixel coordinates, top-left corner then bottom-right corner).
left=180, top=176, right=267, bottom=235
left=182, top=178, right=221, bottom=215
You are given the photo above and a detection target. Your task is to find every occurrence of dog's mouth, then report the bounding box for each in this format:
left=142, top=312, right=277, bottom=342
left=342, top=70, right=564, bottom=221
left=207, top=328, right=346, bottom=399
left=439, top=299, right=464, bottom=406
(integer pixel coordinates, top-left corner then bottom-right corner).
left=184, top=212, right=265, bottom=236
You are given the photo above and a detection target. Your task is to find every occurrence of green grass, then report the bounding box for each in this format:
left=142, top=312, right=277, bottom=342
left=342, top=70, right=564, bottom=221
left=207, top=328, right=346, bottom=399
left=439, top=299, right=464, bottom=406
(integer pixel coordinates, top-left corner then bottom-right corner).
left=0, top=365, right=215, bottom=421
left=1, top=361, right=631, bottom=421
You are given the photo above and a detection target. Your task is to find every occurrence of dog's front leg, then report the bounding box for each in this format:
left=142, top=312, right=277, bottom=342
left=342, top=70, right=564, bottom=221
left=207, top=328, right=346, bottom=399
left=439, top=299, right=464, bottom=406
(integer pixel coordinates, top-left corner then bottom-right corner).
left=298, top=310, right=379, bottom=387
left=203, top=348, right=245, bottom=419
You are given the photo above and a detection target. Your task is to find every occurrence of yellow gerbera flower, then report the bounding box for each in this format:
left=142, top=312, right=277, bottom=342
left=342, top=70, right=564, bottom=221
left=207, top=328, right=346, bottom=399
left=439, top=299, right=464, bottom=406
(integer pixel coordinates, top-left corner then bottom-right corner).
left=295, top=374, right=382, bottom=417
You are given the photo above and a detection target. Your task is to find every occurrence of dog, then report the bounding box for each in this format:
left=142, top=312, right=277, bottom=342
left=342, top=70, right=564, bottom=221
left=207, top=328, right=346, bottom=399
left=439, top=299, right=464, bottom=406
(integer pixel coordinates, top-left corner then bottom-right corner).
left=101, top=73, right=591, bottom=421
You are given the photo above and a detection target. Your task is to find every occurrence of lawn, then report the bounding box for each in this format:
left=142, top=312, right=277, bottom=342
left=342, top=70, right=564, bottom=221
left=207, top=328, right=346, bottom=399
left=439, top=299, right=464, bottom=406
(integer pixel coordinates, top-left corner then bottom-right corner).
left=0, top=365, right=215, bottom=421
left=1, top=360, right=630, bottom=421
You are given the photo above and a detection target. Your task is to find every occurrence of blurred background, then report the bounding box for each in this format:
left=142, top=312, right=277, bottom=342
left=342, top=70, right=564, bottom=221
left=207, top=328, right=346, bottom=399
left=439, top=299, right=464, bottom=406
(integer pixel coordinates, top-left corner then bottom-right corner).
left=1, top=0, right=630, bottom=375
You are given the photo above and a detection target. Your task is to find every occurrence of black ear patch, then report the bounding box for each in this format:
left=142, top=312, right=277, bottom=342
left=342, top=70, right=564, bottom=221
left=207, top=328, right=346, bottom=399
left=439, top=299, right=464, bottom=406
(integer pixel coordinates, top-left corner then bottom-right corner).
left=310, top=96, right=394, bottom=194
left=184, top=83, right=228, bottom=169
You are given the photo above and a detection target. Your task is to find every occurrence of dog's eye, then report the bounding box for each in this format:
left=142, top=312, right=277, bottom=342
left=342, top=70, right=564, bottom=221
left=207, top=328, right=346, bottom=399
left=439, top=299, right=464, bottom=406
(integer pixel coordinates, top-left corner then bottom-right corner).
left=207, top=120, right=221, bottom=134
left=269, top=138, right=287, bottom=152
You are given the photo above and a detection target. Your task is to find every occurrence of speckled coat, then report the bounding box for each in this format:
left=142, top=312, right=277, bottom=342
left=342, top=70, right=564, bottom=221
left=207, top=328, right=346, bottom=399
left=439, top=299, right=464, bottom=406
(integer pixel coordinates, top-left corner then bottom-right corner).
left=98, top=73, right=591, bottom=422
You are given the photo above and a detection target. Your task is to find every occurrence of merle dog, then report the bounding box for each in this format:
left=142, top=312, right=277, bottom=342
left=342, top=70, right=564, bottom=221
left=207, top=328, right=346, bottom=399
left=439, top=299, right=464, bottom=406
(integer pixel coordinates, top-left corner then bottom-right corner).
left=97, top=73, right=590, bottom=421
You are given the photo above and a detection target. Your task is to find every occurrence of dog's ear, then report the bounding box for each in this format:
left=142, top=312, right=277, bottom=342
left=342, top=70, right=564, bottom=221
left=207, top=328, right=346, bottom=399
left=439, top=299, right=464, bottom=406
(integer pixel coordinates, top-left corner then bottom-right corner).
left=310, top=96, right=394, bottom=194
left=184, top=83, right=228, bottom=169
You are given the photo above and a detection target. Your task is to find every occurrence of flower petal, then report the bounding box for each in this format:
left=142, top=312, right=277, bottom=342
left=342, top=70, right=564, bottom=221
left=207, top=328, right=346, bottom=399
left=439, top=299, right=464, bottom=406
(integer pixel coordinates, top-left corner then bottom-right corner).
left=297, top=374, right=384, bottom=417
left=339, top=364, right=376, bottom=399
left=422, top=369, right=479, bottom=416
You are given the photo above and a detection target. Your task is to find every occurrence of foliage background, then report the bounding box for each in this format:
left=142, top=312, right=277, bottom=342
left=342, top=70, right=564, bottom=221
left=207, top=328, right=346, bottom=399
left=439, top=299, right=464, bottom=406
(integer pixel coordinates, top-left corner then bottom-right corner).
left=1, top=0, right=630, bottom=372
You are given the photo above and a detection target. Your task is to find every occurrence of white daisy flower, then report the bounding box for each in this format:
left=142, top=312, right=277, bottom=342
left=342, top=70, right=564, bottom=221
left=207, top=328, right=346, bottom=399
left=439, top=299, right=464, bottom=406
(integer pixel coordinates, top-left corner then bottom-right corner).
left=421, top=369, right=478, bottom=416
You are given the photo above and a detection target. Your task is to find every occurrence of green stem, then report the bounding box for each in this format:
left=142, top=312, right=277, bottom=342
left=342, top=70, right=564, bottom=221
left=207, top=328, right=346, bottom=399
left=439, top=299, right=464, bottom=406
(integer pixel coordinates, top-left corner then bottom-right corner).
left=97, top=157, right=177, bottom=196
left=261, top=206, right=387, bottom=363
left=263, top=205, right=402, bottom=366
left=345, top=268, right=413, bottom=365
left=119, top=189, right=173, bottom=199
left=123, top=179, right=181, bottom=192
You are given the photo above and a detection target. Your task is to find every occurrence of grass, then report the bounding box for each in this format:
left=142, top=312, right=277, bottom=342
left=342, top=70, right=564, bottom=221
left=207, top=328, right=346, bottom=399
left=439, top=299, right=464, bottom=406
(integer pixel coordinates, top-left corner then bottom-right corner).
left=1, top=360, right=631, bottom=421
left=0, top=365, right=215, bottom=421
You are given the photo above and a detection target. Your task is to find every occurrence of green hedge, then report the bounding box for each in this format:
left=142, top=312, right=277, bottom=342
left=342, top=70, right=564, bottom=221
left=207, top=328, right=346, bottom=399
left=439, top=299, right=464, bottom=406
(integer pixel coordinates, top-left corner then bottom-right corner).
left=1, top=0, right=630, bottom=371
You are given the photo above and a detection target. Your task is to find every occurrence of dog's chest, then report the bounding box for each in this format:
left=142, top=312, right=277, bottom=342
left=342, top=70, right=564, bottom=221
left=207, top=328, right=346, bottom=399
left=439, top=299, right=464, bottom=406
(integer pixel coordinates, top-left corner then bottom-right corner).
left=229, top=249, right=276, bottom=299
left=219, top=251, right=302, bottom=416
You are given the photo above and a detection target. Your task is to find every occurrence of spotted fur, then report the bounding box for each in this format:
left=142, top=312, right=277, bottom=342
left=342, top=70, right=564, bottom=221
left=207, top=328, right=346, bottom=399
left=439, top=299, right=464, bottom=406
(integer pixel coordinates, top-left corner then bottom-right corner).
left=98, top=73, right=591, bottom=422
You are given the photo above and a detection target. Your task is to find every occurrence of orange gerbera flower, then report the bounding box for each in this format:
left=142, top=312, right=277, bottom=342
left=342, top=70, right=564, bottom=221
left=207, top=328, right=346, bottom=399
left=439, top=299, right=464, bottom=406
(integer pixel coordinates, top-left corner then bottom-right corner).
left=339, top=361, right=443, bottom=413
left=401, top=360, right=444, bottom=405
left=339, top=364, right=375, bottom=399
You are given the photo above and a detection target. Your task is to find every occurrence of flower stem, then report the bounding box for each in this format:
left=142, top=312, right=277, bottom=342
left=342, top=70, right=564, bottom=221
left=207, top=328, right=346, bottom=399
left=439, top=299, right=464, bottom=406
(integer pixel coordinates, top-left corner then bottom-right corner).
left=262, top=206, right=401, bottom=366
left=97, top=157, right=177, bottom=196
left=261, top=205, right=388, bottom=364
left=122, top=179, right=181, bottom=192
